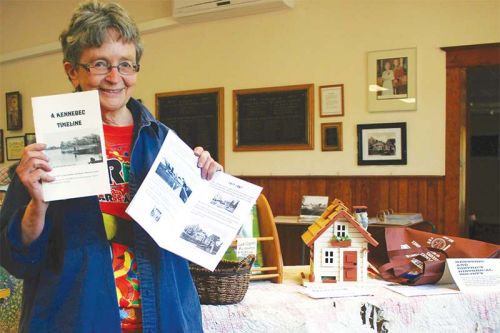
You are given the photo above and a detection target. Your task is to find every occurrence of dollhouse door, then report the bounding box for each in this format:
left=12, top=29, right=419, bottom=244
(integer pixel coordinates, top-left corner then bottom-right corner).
left=343, top=251, right=357, bottom=281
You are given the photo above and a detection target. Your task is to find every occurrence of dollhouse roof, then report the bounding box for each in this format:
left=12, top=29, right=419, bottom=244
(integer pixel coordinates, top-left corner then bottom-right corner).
left=301, top=203, right=379, bottom=248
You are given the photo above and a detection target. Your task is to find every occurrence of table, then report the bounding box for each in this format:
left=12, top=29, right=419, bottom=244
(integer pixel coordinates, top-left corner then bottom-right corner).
left=201, top=266, right=500, bottom=333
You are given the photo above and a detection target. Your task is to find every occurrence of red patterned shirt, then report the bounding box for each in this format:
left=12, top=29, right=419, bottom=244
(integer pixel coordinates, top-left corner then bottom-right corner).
left=100, top=124, right=142, bottom=332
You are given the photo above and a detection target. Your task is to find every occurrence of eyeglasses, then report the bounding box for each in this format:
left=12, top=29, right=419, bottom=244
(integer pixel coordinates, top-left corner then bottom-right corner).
left=77, top=60, right=140, bottom=75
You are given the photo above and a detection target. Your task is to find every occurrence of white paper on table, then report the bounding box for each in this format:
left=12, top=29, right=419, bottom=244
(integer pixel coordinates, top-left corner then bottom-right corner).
left=385, top=283, right=459, bottom=297
left=31, top=90, right=110, bottom=202
left=445, top=258, right=500, bottom=292
left=300, top=283, right=373, bottom=299
left=126, top=131, right=262, bottom=271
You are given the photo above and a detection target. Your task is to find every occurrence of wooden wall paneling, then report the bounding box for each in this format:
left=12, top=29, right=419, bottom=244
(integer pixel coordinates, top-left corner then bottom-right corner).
left=388, top=178, right=399, bottom=212
left=417, top=178, right=429, bottom=222
left=426, top=179, right=438, bottom=232
left=398, top=179, right=409, bottom=212
left=436, top=180, right=445, bottom=233
left=407, top=178, right=419, bottom=213
left=374, top=178, right=390, bottom=217
left=337, top=178, right=353, bottom=209
left=241, top=176, right=444, bottom=226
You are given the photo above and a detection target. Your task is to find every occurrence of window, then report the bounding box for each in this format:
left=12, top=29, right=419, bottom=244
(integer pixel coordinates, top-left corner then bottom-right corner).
left=336, top=223, right=347, bottom=238
left=322, top=248, right=336, bottom=266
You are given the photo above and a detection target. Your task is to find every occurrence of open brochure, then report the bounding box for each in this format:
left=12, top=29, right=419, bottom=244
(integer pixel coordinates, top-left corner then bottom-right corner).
left=31, top=90, right=110, bottom=202
left=126, top=131, right=262, bottom=271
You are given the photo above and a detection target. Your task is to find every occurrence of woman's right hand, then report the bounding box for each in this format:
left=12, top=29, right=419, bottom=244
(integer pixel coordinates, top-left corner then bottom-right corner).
left=16, top=143, right=55, bottom=245
left=17, top=143, right=55, bottom=203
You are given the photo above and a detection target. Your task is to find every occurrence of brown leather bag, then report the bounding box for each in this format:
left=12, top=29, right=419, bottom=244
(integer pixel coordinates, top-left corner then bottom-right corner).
left=368, top=227, right=500, bottom=285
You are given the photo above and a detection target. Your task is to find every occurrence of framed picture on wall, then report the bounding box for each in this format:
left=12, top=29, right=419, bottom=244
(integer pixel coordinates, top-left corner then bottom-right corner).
left=357, top=122, right=407, bottom=165
left=6, top=91, right=23, bottom=130
left=367, top=48, right=416, bottom=112
left=25, top=133, right=37, bottom=145
left=321, top=122, right=342, bottom=151
left=233, top=84, right=314, bottom=151
left=0, top=130, right=4, bottom=163
left=156, top=88, right=225, bottom=166
left=319, top=84, right=344, bottom=117
left=6, top=136, right=25, bottom=161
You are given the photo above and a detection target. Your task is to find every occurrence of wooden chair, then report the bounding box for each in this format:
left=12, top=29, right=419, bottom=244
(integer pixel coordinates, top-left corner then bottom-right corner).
left=250, top=194, right=283, bottom=283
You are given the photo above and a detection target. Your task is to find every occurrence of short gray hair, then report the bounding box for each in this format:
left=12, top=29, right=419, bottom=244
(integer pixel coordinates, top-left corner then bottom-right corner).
left=60, top=1, right=143, bottom=66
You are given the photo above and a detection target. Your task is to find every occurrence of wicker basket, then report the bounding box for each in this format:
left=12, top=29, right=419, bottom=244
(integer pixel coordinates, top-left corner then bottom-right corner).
left=189, top=255, right=255, bottom=305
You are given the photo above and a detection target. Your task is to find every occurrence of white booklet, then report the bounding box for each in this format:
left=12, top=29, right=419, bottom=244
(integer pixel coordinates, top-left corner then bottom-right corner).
left=32, top=90, right=110, bottom=202
left=126, top=131, right=262, bottom=271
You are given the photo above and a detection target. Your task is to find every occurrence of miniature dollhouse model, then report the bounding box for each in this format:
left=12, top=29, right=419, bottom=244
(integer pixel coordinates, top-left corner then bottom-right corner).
left=301, top=199, right=379, bottom=283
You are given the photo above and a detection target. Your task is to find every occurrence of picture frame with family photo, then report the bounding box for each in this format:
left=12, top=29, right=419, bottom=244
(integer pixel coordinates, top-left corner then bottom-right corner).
left=367, top=48, right=416, bottom=112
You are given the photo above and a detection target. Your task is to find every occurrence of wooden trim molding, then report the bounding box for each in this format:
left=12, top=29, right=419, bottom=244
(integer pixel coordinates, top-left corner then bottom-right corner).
left=441, top=43, right=500, bottom=68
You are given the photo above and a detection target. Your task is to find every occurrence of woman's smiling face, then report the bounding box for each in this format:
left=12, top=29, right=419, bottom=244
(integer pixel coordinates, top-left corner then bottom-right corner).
left=64, top=30, right=137, bottom=115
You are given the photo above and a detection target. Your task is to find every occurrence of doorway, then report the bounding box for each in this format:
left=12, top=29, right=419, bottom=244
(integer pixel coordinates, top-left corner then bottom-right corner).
left=467, top=65, right=500, bottom=244
left=442, top=43, right=500, bottom=237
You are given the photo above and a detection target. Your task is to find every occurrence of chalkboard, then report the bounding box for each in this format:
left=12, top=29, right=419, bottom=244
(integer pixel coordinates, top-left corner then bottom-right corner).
left=233, top=84, right=314, bottom=151
left=156, top=88, right=224, bottom=165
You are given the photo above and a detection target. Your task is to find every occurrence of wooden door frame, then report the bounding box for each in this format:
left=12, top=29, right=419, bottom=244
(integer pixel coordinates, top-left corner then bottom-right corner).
left=441, top=43, right=500, bottom=236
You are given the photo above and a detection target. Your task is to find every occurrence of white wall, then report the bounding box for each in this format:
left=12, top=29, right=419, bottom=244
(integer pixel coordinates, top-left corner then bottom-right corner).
left=1, top=0, right=499, bottom=176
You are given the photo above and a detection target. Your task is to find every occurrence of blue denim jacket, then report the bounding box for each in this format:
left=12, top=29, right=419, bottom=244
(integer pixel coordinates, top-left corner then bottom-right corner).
left=0, top=98, right=203, bottom=333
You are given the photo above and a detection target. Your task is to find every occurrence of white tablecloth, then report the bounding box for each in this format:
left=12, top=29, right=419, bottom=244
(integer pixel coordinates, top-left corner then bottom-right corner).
left=201, top=266, right=500, bottom=333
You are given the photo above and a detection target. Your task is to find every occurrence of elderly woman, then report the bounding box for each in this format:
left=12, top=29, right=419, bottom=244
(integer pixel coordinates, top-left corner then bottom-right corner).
left=0, top=2, right=220, bottom=332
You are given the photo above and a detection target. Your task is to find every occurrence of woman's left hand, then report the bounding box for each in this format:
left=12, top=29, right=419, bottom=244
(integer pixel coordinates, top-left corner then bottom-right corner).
left=193, top=147, right=223, bottom=180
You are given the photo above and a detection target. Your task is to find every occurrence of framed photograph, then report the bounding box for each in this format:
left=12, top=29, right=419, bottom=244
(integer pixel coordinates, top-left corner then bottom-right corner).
left=156, top=88, right=224, bottom=166
left=357, top=122, right=407, bottom=165
left=6, top=91, right=22, bottom=130
left=367, top=48, right=416, bottom=112
left=320, top=84, right=344, bottom=117
left=233, top=84, right=314, bottom=151
left=6, top=136, right=25, bottom=161
left=321, top=122, right=343, bottom=151
left=0, top=130, right=4, bottom=163
left=25, top=133, right=36, bottom=145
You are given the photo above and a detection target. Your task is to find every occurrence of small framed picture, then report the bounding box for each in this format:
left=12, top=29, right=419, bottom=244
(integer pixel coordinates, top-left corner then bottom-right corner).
left=357, top=122, right=407, bottom=165
left=319, top=84, right=344, bottom=117
left=6, top=136, right=25, bottom=161
left=25, top=133, right=36, bottom=145
left=6, top=91, right=22, bottom=130
left=321, top=122, right=343, bottom=151
left=367, top=48, right=416, bottom=112
left=0, top=130, right=4, bottom=163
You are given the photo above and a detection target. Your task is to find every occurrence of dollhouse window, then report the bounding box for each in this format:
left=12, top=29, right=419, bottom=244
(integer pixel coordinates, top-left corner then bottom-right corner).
left=322, top=248, right=335, bottom=266
left=336, top=223, right=348, bottom=238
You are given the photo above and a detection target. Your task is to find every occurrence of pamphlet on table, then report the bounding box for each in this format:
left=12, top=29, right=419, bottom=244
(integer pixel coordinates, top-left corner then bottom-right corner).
left=300, top=282, right=374, bottom=299
left=444, top=258, right=500, bottom=292
left=126, top=131, right=262, bottom=271
left=31, top=90, right=110, bottom=202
